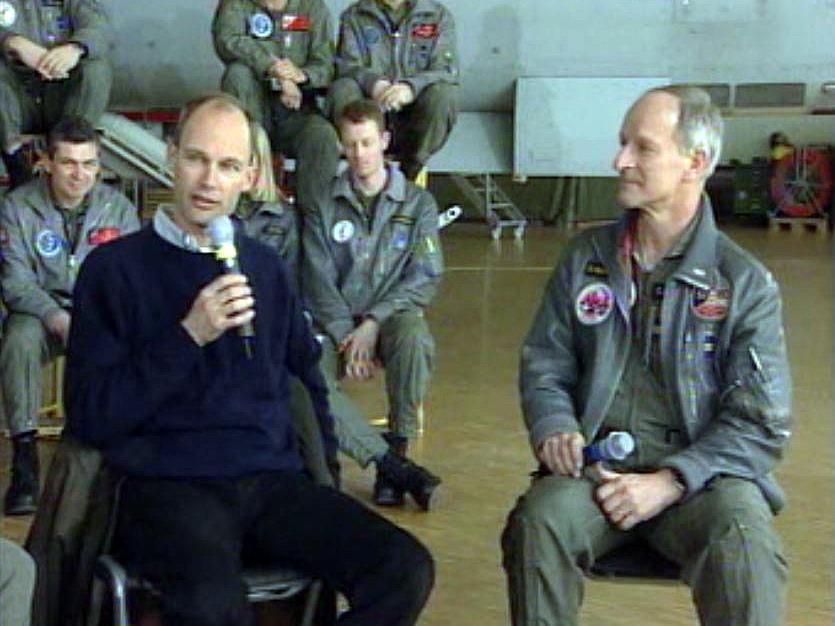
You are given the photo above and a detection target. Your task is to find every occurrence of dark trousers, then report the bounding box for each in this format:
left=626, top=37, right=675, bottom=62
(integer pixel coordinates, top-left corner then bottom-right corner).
left=113, top=471, right=434, bottom=626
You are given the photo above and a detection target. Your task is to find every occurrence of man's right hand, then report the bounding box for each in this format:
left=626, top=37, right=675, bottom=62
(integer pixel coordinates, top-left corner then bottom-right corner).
left=44, top=309, right=71, bottom=346
left=371, top=78, right=392, bottom=103
left=536, top=432, right=586, bottom=478
left=4, top=36, right=47, bottom=74
left=180, top=274, right=255, bottom=347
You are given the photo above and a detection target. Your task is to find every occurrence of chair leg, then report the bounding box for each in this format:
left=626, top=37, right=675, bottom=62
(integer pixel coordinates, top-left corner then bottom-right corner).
left=299, top=580, right=322, bottom=626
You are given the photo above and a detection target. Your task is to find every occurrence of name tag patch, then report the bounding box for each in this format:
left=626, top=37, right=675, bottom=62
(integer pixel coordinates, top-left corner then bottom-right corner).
left=282, top=14, right=310, bottom=31
left=411, top=23, right=438, bottom=39
left=575, top=282, right=613, bottom=326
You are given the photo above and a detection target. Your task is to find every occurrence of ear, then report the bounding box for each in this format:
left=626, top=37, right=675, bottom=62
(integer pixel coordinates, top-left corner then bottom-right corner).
left=683, top=148, right=709, bottom=182
left=381, top=130, right=391, bottom=153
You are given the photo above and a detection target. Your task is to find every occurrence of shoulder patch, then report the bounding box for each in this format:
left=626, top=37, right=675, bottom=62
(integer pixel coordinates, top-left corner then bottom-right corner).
left=248, top=12, right=273, bottom=38
left=575, top=282, right=614, bottom=326
left=691, top=287, right=730, bottom=321
left=0, top=2, right=16, bottom=28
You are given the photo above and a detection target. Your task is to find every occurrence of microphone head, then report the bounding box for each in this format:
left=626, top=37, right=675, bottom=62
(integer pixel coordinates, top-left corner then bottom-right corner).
left=207, top=215, right=235, bottom=247
left=606, top=431, right=635, bottom=460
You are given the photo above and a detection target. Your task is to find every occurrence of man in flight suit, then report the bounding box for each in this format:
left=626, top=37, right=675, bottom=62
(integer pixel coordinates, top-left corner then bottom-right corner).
left=329, top=0, right=457, bottom=180
left=212, top=0, right=339, bottom=212
left=0, top=0, right=112, bottom=188
left=501, top=86, right=792, bottom=625
left=0, top=117, right=138, bottom=515
left=303, top=99, right=443, bottom=508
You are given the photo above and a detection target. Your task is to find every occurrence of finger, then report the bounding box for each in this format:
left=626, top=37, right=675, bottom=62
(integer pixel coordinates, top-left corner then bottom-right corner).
left=226, top=308, right=255, bottom=329
left=567, top=435, right=584, bottom=476
left=556, top=437, right=576, bottom=477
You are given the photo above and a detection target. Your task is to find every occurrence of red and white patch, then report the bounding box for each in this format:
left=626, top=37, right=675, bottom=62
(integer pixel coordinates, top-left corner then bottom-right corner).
left=411, top=23, right=438, bottom=39
left=575, top=282, right=614, bottom=326
left=88, top=227, right=121, bottom=246
left=691, top=288, right=730, bottom=321
left=282, top=14, right=310, bottom=31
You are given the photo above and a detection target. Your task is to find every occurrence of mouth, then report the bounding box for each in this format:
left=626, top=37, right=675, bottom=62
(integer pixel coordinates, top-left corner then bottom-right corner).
left=191, top=193, right=220, bottom=210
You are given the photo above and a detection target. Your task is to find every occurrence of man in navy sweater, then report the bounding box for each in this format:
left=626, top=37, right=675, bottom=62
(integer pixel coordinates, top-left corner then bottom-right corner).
left=65, top=93, right=433, bottom=626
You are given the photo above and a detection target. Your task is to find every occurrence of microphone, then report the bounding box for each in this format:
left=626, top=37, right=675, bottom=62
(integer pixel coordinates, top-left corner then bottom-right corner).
left=207, top=215, right=254, bottom=359
left=583, top=431, right=635, bottom=464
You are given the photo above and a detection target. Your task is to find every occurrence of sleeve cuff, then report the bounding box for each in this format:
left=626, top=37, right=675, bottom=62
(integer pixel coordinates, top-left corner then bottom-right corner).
left=325, top=319, right=354, bottom=344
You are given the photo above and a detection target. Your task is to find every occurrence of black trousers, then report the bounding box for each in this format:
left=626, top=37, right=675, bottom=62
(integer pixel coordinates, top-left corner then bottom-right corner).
left=113, top=471, right=433, bottom=626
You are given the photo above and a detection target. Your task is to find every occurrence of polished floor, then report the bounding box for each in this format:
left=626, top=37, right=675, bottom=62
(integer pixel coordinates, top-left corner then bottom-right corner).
left=1, top=221, right=832, bottom=626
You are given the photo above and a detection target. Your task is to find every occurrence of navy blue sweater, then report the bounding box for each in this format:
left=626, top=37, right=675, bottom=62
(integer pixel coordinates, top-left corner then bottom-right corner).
left=66, top=226, right=335, bottom=479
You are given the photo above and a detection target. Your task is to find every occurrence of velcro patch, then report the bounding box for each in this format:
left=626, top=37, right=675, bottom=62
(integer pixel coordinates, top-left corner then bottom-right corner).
left=583, top=261, right=608, bottom=278
left=391, top=215, right=416, bottom=226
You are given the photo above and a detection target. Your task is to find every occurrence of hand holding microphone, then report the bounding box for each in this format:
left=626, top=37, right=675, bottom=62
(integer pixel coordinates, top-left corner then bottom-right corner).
left=180, top=216, right=256, bottom=357
left=537, top=430, right=634, bottom=478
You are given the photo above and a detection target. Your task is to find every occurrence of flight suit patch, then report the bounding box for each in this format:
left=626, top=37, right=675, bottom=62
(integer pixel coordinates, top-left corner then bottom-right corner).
left=411, top=23, right=438, bottom=39
left=249, top=12, right=273, bottom=38
left=390, top=215, right=415, bottom=226
left=583, top=261, right=608, bottom=278
left=0, top=2, right=17, bottom=27
left=35, top=229, right=62, bottom=257
left=282, top=14, right=310, bottom=31
left=332, top=220, right=355, bottom=243
left=691, top=287, right=730, bottom=321
left=88, top=227, right=121, bottom=246
left=263, top=224, right=286, bottom=237
left=575, top=282, right=613, bottom=326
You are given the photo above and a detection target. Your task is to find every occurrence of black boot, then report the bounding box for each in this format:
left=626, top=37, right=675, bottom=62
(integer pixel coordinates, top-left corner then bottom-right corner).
left=374, top=435, right=441, bottom=511
left=4, top=432, right=39, bottom=516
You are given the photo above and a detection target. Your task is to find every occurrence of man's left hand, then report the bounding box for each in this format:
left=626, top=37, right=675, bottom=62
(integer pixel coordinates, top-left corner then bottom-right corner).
left=36, top=44, right=83, bottom=80
left=593, top=466, right=684, bottom=530
left=378, top=83, right=415, bottom=112
left=271, top=58, right=305, bottom=84
left=279, top=79, right=302, bottom=110
left=339, top=318, right=380, bottom=381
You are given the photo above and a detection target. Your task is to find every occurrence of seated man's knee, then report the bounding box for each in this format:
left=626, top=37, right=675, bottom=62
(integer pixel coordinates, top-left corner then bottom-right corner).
left=75, top=57, right=112, bottom=85
left=382, top=531, right=435, bottom=606
left=299, top=117, right=339, bottom=154
left=414, top=82, right=457, bottom=117
left=172, top=578, right=249, bottom=626
left=382, top=313, right=433, bottom=354
left=221, top=62, right=261, bottom=93
left=327, top=78, right=364, bottom=119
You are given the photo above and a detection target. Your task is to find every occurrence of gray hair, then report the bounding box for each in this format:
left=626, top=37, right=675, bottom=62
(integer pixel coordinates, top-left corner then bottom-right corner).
left=650, top=85, right=724, bottom=178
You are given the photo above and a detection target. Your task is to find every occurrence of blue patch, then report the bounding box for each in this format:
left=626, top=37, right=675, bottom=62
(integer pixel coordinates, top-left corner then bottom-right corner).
left=392, top=229, right=409, bottom=250
left=35, top=229, right=62, bottom=258
left=363, top=27, right=380, bottom=45
left=55, top=15, right=71, bottom=31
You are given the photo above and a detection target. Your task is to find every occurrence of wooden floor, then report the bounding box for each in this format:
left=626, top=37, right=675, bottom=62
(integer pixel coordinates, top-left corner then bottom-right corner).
left=2, top=221, right=832, bottom=626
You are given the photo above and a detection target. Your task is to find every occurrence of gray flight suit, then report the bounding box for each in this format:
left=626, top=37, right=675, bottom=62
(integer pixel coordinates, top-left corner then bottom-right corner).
left=212, top=0, right=339, bottom=212
left=235, top=196, right=388, bottom=467
left=0, top=536, right=35, bottom=626
left=302, top=163, right=443, bottom=439
left=502, top=201, right=791, bottom=626
left=330, top=0, right=458, bottom=176
left=0, top=177, right=139, bottom=435
left=0, top=0, right=113, bottom=148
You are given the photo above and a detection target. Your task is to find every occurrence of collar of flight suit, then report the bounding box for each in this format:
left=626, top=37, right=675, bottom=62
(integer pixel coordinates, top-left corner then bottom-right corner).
left=360, top=0, right=431, bottom=22
left=20, top=176, right=92, bottom=220
left=332, top=161, right=407, bottom=211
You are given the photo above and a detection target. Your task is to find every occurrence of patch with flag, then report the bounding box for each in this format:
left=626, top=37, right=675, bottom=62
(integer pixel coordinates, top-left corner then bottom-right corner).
left=88, top=227, right=121, bottom=246
left=282, top=14, right=310, bottom=31
left=691, top=287, right=730, bottom=321
left=411, top=23, right=438, bottom=39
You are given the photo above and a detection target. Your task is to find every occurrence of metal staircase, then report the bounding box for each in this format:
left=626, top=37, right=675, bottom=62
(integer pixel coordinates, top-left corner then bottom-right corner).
left=450, top=173, right=527, bottom=239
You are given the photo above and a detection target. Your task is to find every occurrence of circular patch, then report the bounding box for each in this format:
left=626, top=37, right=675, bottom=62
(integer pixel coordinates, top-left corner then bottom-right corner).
left=0, top=1, right=16, bottom=28
left=363, top=27, right=380, bottom=45
left=331, top=220, right=355, bottom=244
left=575, top=282, right=614, bottom=326
left=691, top=287, right=729, bottom=321
left=35, top=229, right=62, bottom=258
left=248, top=12, right=273, bottom=38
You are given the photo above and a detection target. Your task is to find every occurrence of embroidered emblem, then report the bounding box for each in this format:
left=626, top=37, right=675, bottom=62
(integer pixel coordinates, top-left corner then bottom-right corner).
left=332, top=220, right=355, bottom=243
left=411, top=23, right=438, bottom=39
left=35, top=229, right=62, bottom=258
left=575, top=282, right=613, bottom=326
left=281, top=14, right=310, bottom=31
left=249, top=12, right=273, bottom=38
left=0, top=2, right=16, bottom=28
left=87, top=227, right=121, bottom=246
left=691, top=287, right=730, bottom=321
left=391, top=229, right=409, bottom=250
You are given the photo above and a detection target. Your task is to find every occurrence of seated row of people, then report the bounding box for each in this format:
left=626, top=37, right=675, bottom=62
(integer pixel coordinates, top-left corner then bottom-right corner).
left=1, top=100, right=445, bottom=516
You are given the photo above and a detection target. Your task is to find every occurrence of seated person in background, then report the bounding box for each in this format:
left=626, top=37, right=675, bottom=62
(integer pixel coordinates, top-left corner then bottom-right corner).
left=329, top=0, right=458, bottom=180
left=237, top=122, right=442, bottom=507
left=501, top=86, right=791, bottom=626
left=303, top=99, right=443, bottom=509
left=0, top=534, right=35, bottom=626
left=0, top=117, right=138, bottom=516
left=212, top=0, right=339, bottom=212
left=66, top=93, right=434, bottom=626
left=0, top=0, right=112, bottom=188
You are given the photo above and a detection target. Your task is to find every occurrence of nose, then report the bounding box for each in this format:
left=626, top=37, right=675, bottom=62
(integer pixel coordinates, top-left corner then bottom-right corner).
left=200, top=162, right=219, bottom=188
left=613, top=144, right=633, bottom=173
